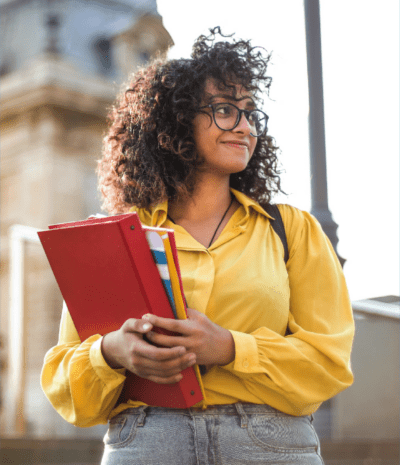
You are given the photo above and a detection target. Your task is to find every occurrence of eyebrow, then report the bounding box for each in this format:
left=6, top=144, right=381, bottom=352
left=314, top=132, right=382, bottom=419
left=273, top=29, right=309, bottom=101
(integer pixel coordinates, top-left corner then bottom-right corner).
left=205, top=93, right=256, bottom=108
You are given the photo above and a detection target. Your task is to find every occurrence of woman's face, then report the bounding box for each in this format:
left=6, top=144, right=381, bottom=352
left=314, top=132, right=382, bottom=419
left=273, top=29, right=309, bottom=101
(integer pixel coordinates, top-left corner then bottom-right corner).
left=192, top=78, right=258, bottom=177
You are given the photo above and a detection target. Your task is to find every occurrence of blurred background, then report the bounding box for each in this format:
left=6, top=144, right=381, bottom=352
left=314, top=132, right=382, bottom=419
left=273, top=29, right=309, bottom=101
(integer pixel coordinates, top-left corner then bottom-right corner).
left=0, top=0, right=398, bottom=464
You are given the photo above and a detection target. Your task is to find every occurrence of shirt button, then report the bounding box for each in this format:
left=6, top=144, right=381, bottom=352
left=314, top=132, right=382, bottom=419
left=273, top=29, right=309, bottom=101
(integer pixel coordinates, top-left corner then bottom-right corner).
left=243, top=360, right=249, bottom=368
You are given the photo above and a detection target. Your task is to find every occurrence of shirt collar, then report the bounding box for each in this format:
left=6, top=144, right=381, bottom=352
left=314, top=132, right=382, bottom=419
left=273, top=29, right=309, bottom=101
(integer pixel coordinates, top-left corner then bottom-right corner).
left=229, top=188, right=275, bottom=221
left=129, top=200, right=168, bottom=227
left=129, top=188, right=274, bottom=227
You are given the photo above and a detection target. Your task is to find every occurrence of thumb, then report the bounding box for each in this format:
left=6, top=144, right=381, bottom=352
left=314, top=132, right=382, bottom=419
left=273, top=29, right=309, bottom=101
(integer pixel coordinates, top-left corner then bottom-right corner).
left=122, top=318, right=153, bottom=334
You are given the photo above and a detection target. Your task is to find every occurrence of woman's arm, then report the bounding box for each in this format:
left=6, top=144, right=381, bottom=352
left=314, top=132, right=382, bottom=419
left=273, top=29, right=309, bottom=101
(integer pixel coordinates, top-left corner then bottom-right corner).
left=41, top=303, right=196, bottom=427
left=219, top=205, right=355, bottom=415
left=41, top=303, right=126, bottom=427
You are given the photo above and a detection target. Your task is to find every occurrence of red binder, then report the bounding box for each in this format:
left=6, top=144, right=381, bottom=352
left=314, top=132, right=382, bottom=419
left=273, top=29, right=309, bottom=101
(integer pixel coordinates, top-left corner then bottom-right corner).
left=38, top=212, right=203, bottom=408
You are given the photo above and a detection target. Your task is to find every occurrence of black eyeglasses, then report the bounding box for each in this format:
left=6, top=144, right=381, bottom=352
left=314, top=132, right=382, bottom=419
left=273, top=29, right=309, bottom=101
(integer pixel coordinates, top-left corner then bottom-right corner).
left=199, top=102, right=268, bottom=137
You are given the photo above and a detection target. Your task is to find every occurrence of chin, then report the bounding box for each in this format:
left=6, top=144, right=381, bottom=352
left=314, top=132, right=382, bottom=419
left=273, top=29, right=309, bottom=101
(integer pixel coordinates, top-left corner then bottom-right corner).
left=212, top=165, right=249, bottom=177
left=204, top=158, right=250, bottom=176
left=229, top=161, right=250, bottom=173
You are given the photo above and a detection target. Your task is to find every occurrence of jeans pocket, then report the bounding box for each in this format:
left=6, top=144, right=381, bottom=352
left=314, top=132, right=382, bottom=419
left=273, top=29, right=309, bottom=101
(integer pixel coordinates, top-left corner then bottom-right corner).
left=103, top=414, right=139, bottom=447
left=247, top=413, right=319, bottom=453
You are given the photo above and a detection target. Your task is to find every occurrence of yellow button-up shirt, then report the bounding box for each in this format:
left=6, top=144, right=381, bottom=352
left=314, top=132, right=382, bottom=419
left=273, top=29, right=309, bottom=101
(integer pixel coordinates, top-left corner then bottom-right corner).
left=41, top=189, right=354, bottom=427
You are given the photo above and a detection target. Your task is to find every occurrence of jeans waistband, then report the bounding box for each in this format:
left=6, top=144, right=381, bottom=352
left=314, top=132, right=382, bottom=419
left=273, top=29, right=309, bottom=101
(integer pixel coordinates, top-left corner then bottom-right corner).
left=120, top=403, right=290, bottom=420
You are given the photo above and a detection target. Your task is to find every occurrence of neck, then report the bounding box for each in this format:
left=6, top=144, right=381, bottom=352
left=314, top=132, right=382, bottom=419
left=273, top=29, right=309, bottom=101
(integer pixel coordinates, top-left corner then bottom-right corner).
left=168, top=175, right=233, bottom=224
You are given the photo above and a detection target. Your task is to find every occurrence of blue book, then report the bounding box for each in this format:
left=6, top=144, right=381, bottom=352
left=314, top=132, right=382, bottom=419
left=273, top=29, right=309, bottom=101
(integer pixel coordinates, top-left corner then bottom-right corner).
left=144, top=230, right=177, bottom=319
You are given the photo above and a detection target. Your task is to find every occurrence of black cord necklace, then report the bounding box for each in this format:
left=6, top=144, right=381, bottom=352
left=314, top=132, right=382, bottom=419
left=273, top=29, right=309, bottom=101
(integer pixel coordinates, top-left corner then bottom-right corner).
left=167, top=196, right=234, bottom=248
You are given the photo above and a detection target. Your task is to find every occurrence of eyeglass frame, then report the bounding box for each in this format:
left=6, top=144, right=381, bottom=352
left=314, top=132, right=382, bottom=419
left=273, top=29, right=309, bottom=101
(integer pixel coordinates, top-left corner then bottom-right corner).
left=198, top=102, right=269, bottom=137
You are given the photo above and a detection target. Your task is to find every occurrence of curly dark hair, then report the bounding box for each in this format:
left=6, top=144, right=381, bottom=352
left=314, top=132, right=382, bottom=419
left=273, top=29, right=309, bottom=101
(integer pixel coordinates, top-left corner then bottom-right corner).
left=98, top=27, right=284, bottom=214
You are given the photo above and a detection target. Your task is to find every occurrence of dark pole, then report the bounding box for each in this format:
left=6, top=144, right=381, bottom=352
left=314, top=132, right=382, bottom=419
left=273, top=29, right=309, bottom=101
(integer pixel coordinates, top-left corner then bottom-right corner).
left=44, top=0, right=60, bottom=55
left=303, top=0, right=345, bottom=266
left=44, top=14, right=60, bottom=54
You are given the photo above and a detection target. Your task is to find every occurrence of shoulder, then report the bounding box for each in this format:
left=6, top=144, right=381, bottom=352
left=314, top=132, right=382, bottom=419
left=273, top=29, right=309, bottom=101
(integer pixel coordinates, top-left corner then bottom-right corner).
left=274, top=204, right=327, bottom=259
left=276, top=204, right=308, bottom=225
left=275, top=203, right=323, bottom=230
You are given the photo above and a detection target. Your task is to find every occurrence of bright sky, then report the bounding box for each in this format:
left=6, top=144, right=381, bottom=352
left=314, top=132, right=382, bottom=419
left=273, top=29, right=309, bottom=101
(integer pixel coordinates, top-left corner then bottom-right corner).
left=157, top=0, right=399, bottom=301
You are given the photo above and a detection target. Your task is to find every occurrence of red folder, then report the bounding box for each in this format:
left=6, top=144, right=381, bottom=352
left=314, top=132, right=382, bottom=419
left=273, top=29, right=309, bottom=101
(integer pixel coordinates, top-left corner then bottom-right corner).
left=38, top=212, right=203, bottom=408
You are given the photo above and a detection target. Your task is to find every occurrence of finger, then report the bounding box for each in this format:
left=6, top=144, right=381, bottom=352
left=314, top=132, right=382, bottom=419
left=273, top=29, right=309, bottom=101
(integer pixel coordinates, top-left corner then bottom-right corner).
left=138, top=354, right=196, bottom=377
left=147, top=373, right=184, bottom=385
left=152, top=352, right=197, bottom=372
left=136, top=365, right=182, bottom=378
left=146, top=331, right=189, bottom=349
left=134, top=341, right=187, bottom=362
left=141, top=314, right=190, bottom=335
left=122, top=318, right=153, bottom=334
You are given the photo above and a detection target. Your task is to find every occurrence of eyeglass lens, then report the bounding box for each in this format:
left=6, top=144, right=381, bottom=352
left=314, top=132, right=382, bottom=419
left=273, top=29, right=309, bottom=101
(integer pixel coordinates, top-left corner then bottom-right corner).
left=213, top=103, right=267, bottom=136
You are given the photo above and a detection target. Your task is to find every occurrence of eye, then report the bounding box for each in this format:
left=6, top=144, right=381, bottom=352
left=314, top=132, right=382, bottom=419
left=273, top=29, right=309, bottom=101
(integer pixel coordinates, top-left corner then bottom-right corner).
left=214, top=104, right=234, bottom=117
left=248, top=111, right=264, bottom=125
left=248, top=113, right=257, bottom=124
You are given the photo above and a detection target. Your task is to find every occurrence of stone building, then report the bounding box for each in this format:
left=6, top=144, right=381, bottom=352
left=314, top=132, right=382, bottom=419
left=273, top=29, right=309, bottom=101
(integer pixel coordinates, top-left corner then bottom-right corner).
left=0, top=0, right=172, bottom=438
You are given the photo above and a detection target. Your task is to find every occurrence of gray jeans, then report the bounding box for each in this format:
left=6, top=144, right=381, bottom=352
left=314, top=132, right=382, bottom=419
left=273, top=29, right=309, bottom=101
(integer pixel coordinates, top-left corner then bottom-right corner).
left=101, top=403, right=324, bottom=465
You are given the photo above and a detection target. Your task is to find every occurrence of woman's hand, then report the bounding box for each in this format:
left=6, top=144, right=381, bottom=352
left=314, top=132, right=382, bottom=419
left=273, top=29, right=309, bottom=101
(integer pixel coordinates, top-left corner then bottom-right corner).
left=101, top=318, right=197, bottom=384
left=142, top=308, right=235, bottom=369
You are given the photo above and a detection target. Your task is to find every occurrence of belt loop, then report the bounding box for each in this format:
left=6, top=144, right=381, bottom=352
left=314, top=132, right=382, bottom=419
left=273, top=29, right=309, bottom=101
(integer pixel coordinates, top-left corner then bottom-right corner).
left=137, top=406, right=148, bottom=427
left=234, top=402, right=248, bottom=429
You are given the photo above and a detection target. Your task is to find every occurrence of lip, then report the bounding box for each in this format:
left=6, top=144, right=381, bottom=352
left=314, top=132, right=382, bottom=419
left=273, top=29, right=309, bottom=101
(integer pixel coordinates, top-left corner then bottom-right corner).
left=222, top=140, right=249, bottom=149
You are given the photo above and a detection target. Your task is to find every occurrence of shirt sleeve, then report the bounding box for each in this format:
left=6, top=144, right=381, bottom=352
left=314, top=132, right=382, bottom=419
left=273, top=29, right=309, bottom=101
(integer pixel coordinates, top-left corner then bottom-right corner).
left=40, top=302, right=127, bottom=427
left=221, top=205, right=355, bottom=416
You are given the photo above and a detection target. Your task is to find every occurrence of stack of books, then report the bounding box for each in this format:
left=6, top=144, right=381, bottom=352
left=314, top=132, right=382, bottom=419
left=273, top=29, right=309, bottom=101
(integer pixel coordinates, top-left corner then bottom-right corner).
left=38, top=212, right=205, bottom=408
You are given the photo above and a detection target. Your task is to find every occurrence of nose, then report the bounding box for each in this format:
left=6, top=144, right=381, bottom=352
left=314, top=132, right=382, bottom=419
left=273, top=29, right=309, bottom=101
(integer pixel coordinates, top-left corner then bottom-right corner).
left=233, top=111, right=252, bottom=134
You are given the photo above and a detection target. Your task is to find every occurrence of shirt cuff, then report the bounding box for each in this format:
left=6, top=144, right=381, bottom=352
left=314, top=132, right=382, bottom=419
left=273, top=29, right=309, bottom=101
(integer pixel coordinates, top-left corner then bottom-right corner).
left=223, top=330, right=260, bottom=374
left=89, top=337, right=126, bottom=383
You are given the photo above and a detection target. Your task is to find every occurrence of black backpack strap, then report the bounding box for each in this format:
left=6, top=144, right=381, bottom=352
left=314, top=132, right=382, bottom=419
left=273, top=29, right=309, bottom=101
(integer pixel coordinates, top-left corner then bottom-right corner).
left=265, top=204, right=291, bottom=336
left=265, top=204, right=289, bottom=265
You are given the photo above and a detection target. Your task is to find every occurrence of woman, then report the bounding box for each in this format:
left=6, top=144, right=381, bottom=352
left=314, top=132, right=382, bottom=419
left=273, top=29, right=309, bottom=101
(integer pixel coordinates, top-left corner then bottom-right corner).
left=41, top=28, right=354, bottom=464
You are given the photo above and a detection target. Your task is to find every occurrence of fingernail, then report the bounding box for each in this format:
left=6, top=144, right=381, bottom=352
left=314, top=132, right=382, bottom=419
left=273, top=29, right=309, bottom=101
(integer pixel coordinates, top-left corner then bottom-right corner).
left=143, top=323, right=152, bottom=331
left=142, top=314, right=151, bottom=320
